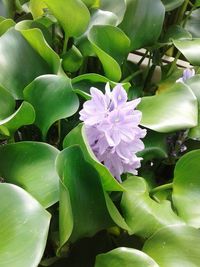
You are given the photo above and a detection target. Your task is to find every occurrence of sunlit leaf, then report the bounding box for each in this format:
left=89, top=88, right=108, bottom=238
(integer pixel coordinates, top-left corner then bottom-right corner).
left=121, top=177, right=183, bottom=238
left=100, top=0, right=126, bottom=24
left=0, top=18, right=15, bottom=36
left=56, top=146, right=113, bottom=245
left=63, top=124, right=123, bottom=191
left=0, top=85, right=15, bottom=120
left=29, top=0, right=47, bottom=19
left=88, top=25, right=130, bottom=81
left=138, top=82, right=198, bottom=132
left=173, top=38, right=200, bottom=66
left=0, top=101, right=35, bottom=135
left=0, top=183, right=51, bottom=267
left=0, top=28, right=53, bottom=99
left=120, top=0, right=165, bottom=50
left=24, top=74, right=79, bottom=138
left=173, top=149, right=200, bottom=227
left=0, top=142, right=59, bottom=208
left=143, top=225, right=200, bottom=267
left=44, top=0, right=90, bottom=37
left=161, top=0, right=184, bottom=11
left=95, top=247, right=159, bottom=267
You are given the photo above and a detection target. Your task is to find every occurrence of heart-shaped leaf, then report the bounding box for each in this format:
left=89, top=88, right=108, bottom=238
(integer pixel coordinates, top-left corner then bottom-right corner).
left=0, top=141, right=59, bottom=208
left=173, top=38, right=200, bottom=66
left=185, top=75, right=200, bottom=139
left=63, top=124, right=123, bottom=191
left=0, top=101, right=35, bottom=135
left=120, top=0, right=165, bottom=50
left=95, top=247, right=159, bottom=267
left=172, top=149, right=200, bottom=227
left=0, top=85, right=15, bottom=120
left=138, top=82, right=198, bottom=132
left=161, top=0, right=184, bottom=11
left=24, top=74, right=79, bottom=138
left=0, top=28, right=53, bottom=99
left=121, top=177, right=183, bottom=238
left=0, top=18, right=15, bottom=36
left=0, top=183, right=51, bottom=267
left=100, top=0, right=126, bottom=24
left=143, top=225, right=200, bottom=267
left=88, top=25, right=130, bottom=81
left=44, top=0, right=90, bottom=38
left=56, top=146, right=113, bottom=246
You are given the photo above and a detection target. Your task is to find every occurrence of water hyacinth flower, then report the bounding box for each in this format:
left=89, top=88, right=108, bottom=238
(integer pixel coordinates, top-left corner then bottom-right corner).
left=79, top=83, right=146, bottom=182
left=176, top=68, right=195, bottom=83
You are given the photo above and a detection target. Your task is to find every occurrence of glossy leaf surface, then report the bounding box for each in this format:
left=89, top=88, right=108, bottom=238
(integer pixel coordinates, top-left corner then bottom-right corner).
left=44, top=0, right=90, bottom=37
left=100, top=0, right=126, bottom=24
left=173, top=149, right=200, bottom=227
left=56, top=146, right=112, bottom=245
left=63, top=124, right=123, bottom=191
left=0, top=142, right=59, bottom=208
left=173, top=38, right=200, bottom=66
left=138, top=82, right=197, bottom=132
left=88, top=25, right=130, bottom=81
left=24, top=75, right=79, bottom=138
left=161, top=0, right=184, bottom=11
left=143, top=225, right=200, bottom=267
left=0, top=183, right=51, bottom=267
left=95, top=247, right=159, bottom=267
left=0, top=28, right=52, bottom=99
left=0, top=85, right=15, bottom=119
left=121, top=177, right=183, bottom=238
left=0, top=101, right=35, bottom=135
left=120, top=0, right=165, bottom=50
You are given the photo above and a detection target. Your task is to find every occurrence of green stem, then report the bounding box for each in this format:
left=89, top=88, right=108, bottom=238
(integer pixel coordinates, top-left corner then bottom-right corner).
left=149, top=183, right=173, bottom=197
left=177, top=0, right=190, bottom=24
left=62, top=34, right=68, bottom=55
left=166, top=51, right=181, bottom=77
left=121, top=69, right=143, bottom=83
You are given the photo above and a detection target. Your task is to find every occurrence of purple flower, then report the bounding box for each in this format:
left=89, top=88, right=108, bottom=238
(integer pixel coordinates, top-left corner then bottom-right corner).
left=80, top=83, right=146, bottom=182
left=176, top=68, right=195, bottom=83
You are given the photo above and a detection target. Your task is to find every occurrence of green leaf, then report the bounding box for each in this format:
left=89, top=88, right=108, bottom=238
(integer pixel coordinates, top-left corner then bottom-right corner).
left=185, top=75, right=200, bottom=139
left=63, top=124, right=123, bottom=191
left=62, top=46, right=83, bottom=73
left=72, top=73, right=130, bottom=100
left=88, top=25, right=130, bottom=81
left=138, top=82, right=198, bottom=132
left=76, top=9, right=118, bottom=56
left=82, top=0, right=100, bottom=8
left=121, top=177, right=183, bottom=238
left=0, top=101, right=35, bottom=135
left=29, top=0, right=47, bottom=19
left=24, top=75, right=79, bottom=138
left=173, top=38, right=200, bottom=66
left=100, top=0, right=126, bottom=24
left=120, top=0, right=165, bottom=50
left=172, top=149, right=200, bottom=227
left=16, top=22, right=60, bottom=73
left=0, top=18, right=15, bottom=36
left=143, top=225, right=200, bottom=267
left=163, top=25, right=192, bottom=43
left=185, top=9, right=200, bottom=38
left=0, top=85, right=15, bottom=120
left=95, top=247, right=159, bottom=267
left=138, top=130, right=168, bottom=161
left=0, top=183, right=51, bottom=267
left=161, top=0, right=184, bottom=11
left=0, top=142, right=59, bottom=208
left=44, top=0, right=90, bottom=37
left=56, top=146, right=113, bottom=245
left=0, top=28, right=53, bottom=99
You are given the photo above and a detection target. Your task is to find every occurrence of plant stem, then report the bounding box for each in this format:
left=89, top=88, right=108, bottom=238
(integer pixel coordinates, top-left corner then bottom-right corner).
left=166, top=51, right=181, bottom=77
left=177, top=0, right=190, bottom=24
left=121, top=69, right=143, bottom=83
left=62, top=34, right=68, bottom=55
left=149, top=183, right=173, bottom=197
